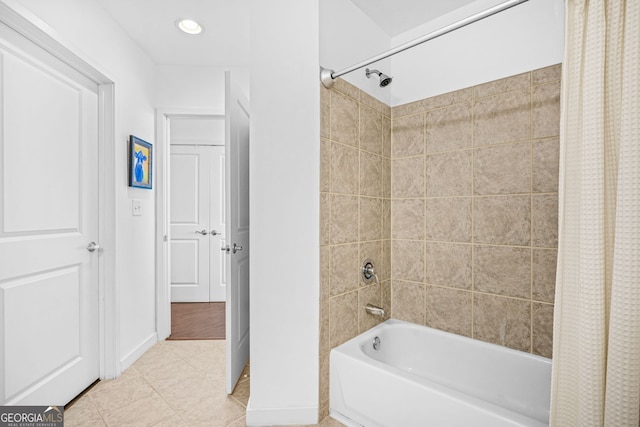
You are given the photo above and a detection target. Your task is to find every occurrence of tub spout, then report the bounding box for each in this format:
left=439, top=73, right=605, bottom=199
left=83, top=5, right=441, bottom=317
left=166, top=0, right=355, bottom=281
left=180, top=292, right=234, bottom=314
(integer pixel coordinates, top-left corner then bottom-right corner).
left=365, top=303, right=386, bottom=317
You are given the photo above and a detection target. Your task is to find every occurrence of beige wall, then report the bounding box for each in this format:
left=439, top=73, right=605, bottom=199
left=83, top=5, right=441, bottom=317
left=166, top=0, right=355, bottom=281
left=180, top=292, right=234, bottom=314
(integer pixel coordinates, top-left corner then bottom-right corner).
left=389, top=64, right=560, bottom=358
left=319, top=79, right=392, bottom=418
left=318, top=63, right=560, bottom=417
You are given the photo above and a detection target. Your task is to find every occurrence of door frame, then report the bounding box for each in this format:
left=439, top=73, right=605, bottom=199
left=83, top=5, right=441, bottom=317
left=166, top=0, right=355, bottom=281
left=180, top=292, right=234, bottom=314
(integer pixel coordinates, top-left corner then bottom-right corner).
left=0, top=0, right=118, bottom=379
left=155, top=109, right=224, bottom=340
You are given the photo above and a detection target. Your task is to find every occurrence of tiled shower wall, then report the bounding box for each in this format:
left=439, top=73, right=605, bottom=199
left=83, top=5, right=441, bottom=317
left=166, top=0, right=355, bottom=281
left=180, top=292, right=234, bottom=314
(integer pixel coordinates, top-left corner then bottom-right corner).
left=390, top=64, right=561, bottom=358
left=318, top=64, right=560, bottom=418
left=318, top=79, right=392, bottom=418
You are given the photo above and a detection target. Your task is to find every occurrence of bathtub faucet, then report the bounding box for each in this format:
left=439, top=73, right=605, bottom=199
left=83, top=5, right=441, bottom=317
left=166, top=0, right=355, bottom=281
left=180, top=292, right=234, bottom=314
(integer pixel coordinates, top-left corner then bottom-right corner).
left=365, top=303, right=386, bottom=318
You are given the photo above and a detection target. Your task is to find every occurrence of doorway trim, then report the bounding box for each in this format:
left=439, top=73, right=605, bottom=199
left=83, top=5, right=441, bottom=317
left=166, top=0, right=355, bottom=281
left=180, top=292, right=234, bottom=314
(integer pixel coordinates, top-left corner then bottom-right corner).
left=155, top=108, right=224, bottom=340
left=0, top=0, right=118, bottom=379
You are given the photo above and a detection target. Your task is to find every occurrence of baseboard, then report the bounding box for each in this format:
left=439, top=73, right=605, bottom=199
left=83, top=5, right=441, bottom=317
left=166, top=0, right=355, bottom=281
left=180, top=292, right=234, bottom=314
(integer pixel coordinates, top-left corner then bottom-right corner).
left=119, top=332, right=157, bottom=373
left=245, top=397, right=318, bottom=426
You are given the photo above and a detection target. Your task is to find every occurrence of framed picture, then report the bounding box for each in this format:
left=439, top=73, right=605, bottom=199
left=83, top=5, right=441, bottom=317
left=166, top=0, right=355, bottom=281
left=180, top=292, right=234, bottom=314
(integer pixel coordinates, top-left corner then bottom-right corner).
left=129, top=135, right=153, bottom=189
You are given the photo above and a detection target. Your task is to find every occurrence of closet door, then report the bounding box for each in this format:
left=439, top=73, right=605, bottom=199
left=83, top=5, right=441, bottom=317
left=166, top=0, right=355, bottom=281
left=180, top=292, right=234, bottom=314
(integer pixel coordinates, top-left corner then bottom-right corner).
left=170, top=145, right=211, bottom=302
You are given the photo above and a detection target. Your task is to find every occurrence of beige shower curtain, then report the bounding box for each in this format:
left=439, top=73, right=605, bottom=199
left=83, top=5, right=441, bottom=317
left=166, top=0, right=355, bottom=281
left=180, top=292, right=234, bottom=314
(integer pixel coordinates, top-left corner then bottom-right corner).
left=550, top=1, right=640, bottom=426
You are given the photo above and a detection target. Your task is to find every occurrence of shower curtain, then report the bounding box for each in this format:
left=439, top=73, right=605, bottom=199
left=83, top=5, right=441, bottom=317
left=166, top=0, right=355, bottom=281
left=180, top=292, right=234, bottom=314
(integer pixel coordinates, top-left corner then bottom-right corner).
left=550, top=1, right=640, bottom=426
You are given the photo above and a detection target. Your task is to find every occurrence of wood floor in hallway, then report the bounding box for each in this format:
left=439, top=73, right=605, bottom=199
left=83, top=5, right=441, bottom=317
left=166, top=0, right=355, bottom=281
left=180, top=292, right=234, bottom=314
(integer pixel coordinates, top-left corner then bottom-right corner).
left=169, top=302, right=225, bottom=340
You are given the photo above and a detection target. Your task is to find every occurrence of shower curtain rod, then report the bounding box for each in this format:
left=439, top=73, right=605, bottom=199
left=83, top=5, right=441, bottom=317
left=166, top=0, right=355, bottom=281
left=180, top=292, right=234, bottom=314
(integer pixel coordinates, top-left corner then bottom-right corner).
left=320, top=0, right=529, bottom=88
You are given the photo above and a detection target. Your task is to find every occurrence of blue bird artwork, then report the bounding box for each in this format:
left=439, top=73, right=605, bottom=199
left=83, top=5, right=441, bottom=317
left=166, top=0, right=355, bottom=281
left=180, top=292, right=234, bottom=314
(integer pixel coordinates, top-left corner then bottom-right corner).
left=134, top=149, right=147, bottom=183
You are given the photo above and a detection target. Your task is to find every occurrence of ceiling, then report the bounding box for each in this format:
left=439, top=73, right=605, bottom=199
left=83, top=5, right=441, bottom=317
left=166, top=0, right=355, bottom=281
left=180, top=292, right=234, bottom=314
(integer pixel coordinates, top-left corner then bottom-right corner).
left=349, top=0, right=479, bottom=37
left=95, top=0, right=477, bottom=67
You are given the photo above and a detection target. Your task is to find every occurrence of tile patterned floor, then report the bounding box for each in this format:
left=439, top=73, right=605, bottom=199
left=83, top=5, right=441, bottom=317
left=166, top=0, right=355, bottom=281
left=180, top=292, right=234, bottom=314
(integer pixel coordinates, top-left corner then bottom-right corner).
left=65, top=340, right=344, bottom=427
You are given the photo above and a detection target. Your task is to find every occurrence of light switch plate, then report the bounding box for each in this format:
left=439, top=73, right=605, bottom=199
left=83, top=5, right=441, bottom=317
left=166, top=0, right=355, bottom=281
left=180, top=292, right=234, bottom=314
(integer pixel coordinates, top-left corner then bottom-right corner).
left=132, top=199, right=142, bottom=216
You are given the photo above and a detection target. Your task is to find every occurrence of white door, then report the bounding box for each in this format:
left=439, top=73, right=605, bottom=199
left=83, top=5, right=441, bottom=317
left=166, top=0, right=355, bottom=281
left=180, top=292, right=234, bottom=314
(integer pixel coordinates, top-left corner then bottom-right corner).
left=225, top=72, right=250, bottom=393
left=0, top=22, right=99, bottom=405
left=170, top=145, right=226, bottom=302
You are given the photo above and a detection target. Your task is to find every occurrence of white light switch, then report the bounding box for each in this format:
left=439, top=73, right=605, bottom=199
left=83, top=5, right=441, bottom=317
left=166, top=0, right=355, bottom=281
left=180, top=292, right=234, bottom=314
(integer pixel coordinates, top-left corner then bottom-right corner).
left=132, top=199, right=142, bottom=216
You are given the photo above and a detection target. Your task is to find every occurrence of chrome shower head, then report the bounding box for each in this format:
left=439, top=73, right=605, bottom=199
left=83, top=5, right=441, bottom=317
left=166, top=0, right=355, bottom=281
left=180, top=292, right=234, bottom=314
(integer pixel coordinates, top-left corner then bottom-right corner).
left=365, top=68, right=393, bottom=87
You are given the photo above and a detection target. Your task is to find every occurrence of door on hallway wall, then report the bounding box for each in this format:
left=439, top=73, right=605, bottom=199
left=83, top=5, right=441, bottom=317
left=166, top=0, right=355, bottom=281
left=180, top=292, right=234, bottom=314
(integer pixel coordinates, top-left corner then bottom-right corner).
left=169, top=132, right=226, bottom=302
left=0, top=21, right=99, bottom=404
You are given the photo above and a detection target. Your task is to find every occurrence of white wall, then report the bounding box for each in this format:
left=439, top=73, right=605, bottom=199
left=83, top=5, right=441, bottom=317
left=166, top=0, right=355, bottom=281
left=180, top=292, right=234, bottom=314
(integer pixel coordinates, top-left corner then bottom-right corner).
left=13, top=0, right=159, bottom=371
left=247, top=0, right=320, bottom=425
left=390, top=0, right=565, bottom=105
left=319, top=0, right=391, bottom=105
left=155, top=65, right=249, bottom=112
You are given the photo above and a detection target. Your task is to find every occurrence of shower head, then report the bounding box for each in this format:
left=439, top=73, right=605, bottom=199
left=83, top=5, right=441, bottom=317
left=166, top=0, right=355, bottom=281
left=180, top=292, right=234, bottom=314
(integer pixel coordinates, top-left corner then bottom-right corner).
left=366, top=68, right=393, bottom=87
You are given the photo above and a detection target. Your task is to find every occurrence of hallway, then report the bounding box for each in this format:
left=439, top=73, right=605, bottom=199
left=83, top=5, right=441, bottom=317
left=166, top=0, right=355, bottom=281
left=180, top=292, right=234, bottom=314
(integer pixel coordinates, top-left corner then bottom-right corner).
left=64, top=340, right=343, bottom=426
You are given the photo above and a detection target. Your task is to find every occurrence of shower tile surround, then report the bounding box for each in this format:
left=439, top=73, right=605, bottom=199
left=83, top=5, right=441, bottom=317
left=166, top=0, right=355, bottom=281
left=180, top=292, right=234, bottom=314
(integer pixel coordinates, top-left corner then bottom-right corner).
left=319, top=64, right=560, bottom=419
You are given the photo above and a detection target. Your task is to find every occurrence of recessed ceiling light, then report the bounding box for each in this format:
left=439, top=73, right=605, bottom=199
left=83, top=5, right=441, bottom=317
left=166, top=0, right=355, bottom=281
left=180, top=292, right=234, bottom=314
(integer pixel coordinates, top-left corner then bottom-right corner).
left=177, top=19, right=203, bottom=35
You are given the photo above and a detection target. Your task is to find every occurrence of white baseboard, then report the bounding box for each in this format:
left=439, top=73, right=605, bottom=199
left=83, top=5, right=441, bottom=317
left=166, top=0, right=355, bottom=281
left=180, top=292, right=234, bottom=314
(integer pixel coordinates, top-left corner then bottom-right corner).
left=245, top=397, right=318, bottom=426
left=119, top=332, right=157, bottom=373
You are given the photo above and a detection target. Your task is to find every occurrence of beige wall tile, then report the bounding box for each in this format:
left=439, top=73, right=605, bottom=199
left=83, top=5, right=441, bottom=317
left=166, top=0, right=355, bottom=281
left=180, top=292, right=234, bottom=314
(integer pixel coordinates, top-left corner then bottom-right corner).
left=320, top=246, right=330, bottom=301
left=532, top=63, right=562, bottom=86
left=532, top=194, right=558, bottom=247
left=425, top=197, right=472, bottom=242
left=423, top=87, right=473, bottom=111
left=320, top=300, right=330, bottom=355
left=382, top=280, right=392, bottom=319
left=474, top=294, right=531, bottom=352
left=330, top=244, right=359, bottom=297
left=391, top=240, right=425, bottom=283
left=474, top=89, right=531, bottom=147
left=474, top=142, right=531, bottom=195
left=360, top=90, right=385, bottom=114
left=359, top=197, right=382, bottom=241
left=381, top=239, right=391, bottom=281
left=533, top=138, right=560, bottom=193
left=474, top=245, right=531, bottom=299
left=426, top=150, right=473, bottom=197
left=533, top=81, right=561, bottom=138
left=330, top=291, right=358, bottom=347
left=425, top=103, right=472, bottom=154
left=392, top=114, right=424, bottom=157
left=320, top=193, right=330, bottom=246
left=360, top=151, right=382, bottom=197
left=330, top=194, right=358, bottom=244
left=392, top=199, right=425, bottom=240
left=382, top=199, right=391, bottom=239
left=425, top=242, right=472, bottom=290
left=360, top=240, right=383, bottom=286
left=333, top=78, right=360, bottom=100
left=319, top=353, right=330, bottom=409
left=320, top=86, right=330, bottom=139
left=330, top=142, right=359, bottom=194
left=382, top=116, right=392, bottom=157
left=320, top=138, right=330, bottom=192
left=532, top=302, right=554, bottom=358
left=382, top=157, right=391, bottom=198
left=425, top=286, right=472, bottom=337
left=330, top=91, right=359, bottom=146
left=392, top=280, right=425, bottom=325
left=474, top=195, right=531, bottom=245
left=392, top=157, right=425, bottom=198
left=474, top=72, right=530, bottom=99
left=392, top=99, right=425, bottom=118
left=533, top=249, right=557, bottom=303
left=360, top=105, right=382, bottom=154
left=359, top=284, right=383, bottom=332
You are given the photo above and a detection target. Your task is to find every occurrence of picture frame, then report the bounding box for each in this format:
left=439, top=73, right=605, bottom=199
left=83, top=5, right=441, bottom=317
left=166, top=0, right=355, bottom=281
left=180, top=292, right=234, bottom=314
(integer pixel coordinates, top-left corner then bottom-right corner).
left=129, top=135, right=153, bottom=189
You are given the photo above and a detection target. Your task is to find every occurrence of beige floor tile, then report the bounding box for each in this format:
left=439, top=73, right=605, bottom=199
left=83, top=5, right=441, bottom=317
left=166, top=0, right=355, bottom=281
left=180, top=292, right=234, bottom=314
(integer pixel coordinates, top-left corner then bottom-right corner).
left=101, top=393, right=175, bottom=426
left=175, top=394, right=245, bottom=427
left=89, top=376, right=157, bottom=413
left=227, top=416, right=246, bottom=427
left=151, top=413, right=189, bottom=426
left=65, top=397, right=106, bottom=427
left=230, top=378, right=250, bottom=407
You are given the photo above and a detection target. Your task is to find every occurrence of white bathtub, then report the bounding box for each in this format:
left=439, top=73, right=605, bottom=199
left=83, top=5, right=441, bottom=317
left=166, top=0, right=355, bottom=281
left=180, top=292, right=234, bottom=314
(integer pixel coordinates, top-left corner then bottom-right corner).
left=330, top=319, right=551, bottom=427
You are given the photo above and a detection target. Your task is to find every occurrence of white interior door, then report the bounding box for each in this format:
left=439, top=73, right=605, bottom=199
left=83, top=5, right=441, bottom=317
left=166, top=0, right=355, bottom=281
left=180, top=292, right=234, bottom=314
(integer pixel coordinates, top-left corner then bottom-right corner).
left=0, top=22, right=99, bottom=405
left=170, top=145, right=226, bottom=302
left=225, top=72, right=250, bottom=393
